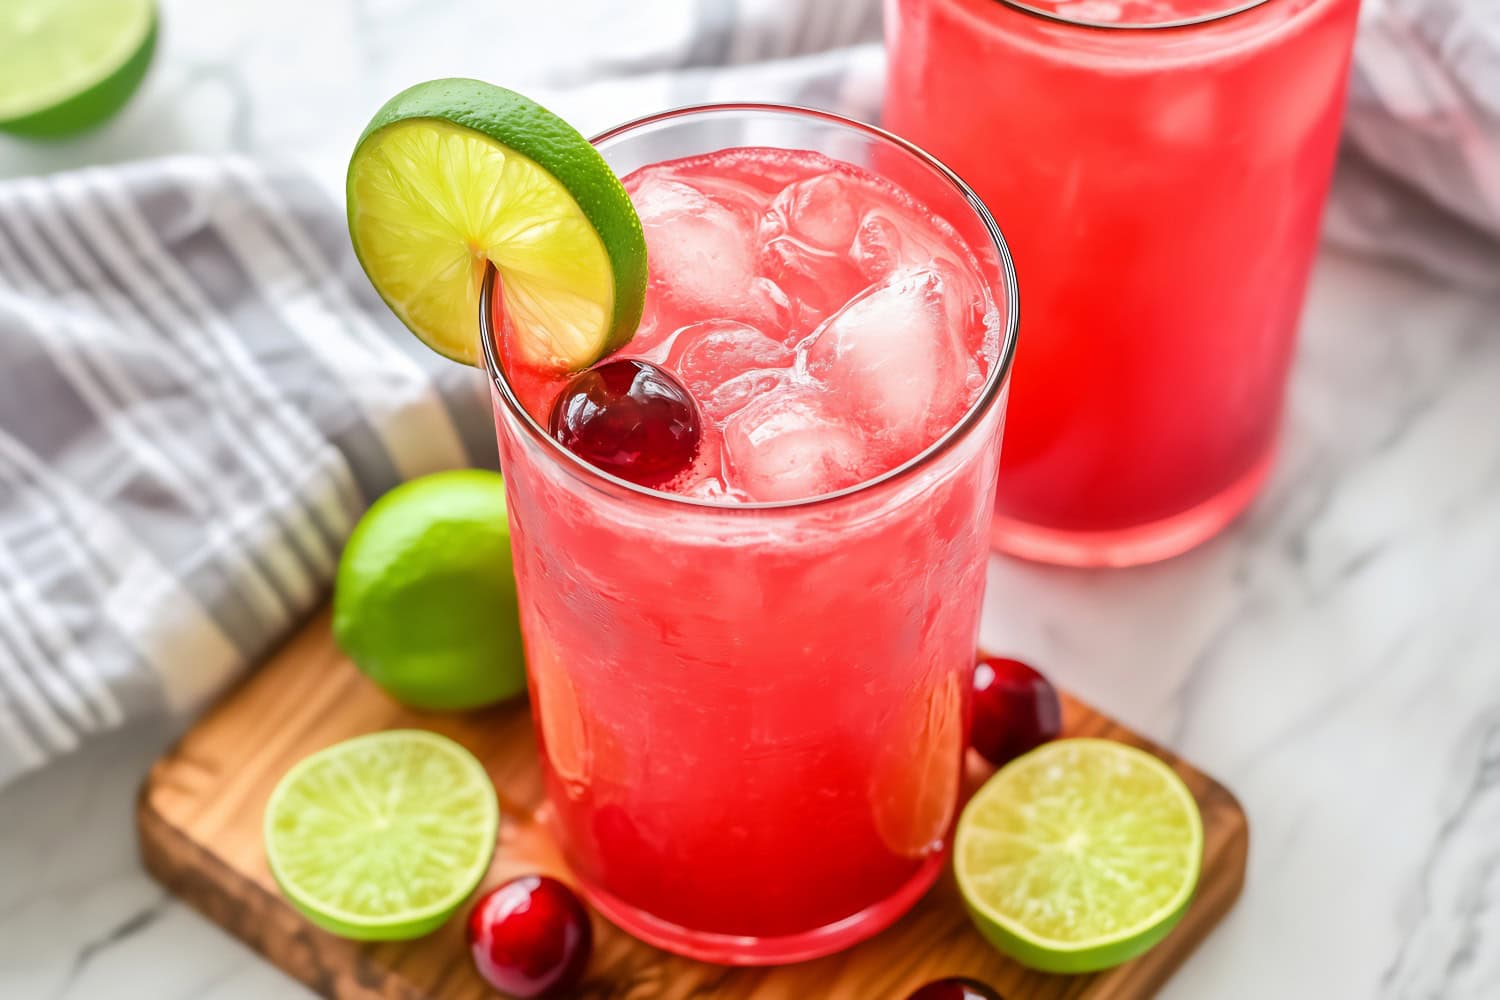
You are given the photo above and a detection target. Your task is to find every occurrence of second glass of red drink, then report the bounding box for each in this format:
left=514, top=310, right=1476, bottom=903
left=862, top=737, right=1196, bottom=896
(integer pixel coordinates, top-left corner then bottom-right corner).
left=887, top=0, right=1363, bottom=566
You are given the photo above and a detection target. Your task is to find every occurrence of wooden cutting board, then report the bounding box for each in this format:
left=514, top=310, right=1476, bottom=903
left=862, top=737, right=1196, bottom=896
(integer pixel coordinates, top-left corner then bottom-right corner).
left=138, top=609, right=1248, bottom=999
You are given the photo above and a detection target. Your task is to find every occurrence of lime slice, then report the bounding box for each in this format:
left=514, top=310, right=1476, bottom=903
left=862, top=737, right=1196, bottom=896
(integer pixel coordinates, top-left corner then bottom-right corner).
left=955, top=738, right=1204, bottom=974
left=347, top=78, right=647, bottom=369
left=0, top=0, right=158, bottom=138
left=264, top=730, right=500, bottom=941
left=333, top=469, right=527, bottom=712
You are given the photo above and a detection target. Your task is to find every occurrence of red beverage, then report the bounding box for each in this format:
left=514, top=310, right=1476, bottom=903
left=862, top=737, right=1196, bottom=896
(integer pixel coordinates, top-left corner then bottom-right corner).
left=482, top=107, right=1017, bottom=964
left=886, top=0, right=1362, bottom=565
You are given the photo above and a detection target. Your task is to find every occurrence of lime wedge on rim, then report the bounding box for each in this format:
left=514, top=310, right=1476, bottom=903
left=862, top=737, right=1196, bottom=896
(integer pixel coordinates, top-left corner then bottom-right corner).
left=0, top=0, right=158, bottom=138
left=263, top=729, right=499, bottom=941
left=955, top=738, right=1204, bottom=974
left=346, top=78, right=647, bottom=369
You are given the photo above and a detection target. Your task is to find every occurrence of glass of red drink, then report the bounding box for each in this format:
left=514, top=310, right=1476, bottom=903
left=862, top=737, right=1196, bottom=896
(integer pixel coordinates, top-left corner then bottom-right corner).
left=480, top=105, right=1018, bottom=964
left=886, top=0, right=1362, bottom=566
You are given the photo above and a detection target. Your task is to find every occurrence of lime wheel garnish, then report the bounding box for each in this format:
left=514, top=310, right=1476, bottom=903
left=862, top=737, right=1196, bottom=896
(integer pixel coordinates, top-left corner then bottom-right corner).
left=346, top=78, right=647, bottom=369
left=955, top=738, right=1204, bottom=973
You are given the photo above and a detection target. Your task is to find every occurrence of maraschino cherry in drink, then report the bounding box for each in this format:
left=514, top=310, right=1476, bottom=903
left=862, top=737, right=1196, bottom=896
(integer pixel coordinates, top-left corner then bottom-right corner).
left=482, top=107, right=1017, bottom=964
left=887, top=0, right=1362, bottom=566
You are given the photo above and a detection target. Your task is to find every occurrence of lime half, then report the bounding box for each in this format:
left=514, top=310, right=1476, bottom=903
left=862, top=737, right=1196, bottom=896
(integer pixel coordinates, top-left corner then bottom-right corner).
left=955, top=738, right=1204, bottom=974
left=0, top=0, right=158, bottom=138
left=347, top=78, right=647, bottom=369
left=264, top=730, right=499, bottom=941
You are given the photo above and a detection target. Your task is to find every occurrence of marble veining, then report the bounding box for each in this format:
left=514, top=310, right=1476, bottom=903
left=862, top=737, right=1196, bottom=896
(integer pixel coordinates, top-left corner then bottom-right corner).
left=2, top=1, right=1498, bottom=997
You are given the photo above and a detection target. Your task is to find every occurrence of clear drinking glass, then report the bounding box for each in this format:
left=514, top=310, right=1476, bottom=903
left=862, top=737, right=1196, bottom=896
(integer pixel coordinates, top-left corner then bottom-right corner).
left=480, top=105, right=1018, bottom=964
left=886, top=0, right=1362, bottom=566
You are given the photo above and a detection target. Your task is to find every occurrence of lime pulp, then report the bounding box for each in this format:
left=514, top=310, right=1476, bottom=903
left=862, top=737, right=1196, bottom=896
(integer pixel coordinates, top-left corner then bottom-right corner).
left=954, top=738, right=1204, bottom=974
left=263, top=729, right=500, bottom=941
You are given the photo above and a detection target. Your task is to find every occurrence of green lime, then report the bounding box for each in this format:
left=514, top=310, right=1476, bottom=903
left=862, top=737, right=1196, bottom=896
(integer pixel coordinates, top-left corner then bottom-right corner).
left=334, top=469, right=527, bottom=712
left=0, top=0, right=158, bottom=138
left=346, top=78, right=647, bottom=369
left=264, top=729, right=499, bottom=941
left=955, top=738, right=1204, bottom=974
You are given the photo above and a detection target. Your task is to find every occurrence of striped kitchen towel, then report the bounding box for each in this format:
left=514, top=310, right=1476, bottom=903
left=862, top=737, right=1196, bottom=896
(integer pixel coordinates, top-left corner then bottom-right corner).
left=0, top=158, right=496, bottom=786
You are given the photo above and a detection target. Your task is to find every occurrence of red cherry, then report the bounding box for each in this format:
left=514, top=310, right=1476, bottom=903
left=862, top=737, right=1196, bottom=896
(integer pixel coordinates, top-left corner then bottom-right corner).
left=467, top=875, right=592, bottom=998
left=548, top=358, right=702, bottom=487
left=906, top=977, right=1006, bottom=1000
left=971, top=656, right=1062, bottom=767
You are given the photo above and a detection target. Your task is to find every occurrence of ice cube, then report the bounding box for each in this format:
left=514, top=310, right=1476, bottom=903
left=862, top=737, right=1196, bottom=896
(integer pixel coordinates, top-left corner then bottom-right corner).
left=850, top=211, right=906, bottom=280
left=620, top=294, right=672, bottom=362
left=685, top=171, right=769, bottom=216
left=632, top=175, right=754, bottom=292
left=629, top=174, right=787, bottom=327
left=850, top=207, right=965, bottom=283
left=699, top=367, right=789, bottom=424
left=755, top=174, right=876, bottom=335
left=799, top=268, right=969, bottom=453
left=767, top=174, right=860, bottom=253
left=759, top=236, right=867, bottom=336
left=722, top=385, right=867, bottom=502
left=667, top=320, right=794, bottom=399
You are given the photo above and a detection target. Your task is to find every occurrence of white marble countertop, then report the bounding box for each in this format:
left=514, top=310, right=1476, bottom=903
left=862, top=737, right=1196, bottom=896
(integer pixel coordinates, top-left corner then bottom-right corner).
left=2, top=2, right=1498, bottom=998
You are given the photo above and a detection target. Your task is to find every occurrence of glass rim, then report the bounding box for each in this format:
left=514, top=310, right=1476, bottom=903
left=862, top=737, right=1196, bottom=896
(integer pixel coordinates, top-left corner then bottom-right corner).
left=479, top=101, right=1020, bottom=514
left=995, top=0, right=1275, bottom=31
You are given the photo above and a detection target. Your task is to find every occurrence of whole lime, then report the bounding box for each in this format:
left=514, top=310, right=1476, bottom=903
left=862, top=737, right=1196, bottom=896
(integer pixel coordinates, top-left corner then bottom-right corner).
left=334, top=469, right=527, bottom=711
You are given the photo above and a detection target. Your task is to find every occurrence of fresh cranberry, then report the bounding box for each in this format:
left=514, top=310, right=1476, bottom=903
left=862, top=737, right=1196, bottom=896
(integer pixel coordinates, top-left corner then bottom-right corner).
left=467, top=875, right=592, bottom=998
left=971, top=656, right=1062, bottom=767
left=548, top=358, right=701, bottom=487
left=906, top=977, right=1005, bottom=1000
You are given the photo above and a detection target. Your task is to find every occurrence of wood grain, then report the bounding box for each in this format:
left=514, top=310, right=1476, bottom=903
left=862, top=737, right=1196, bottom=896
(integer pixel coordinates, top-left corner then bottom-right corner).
left=138, top=608, right=1247, bottom=999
